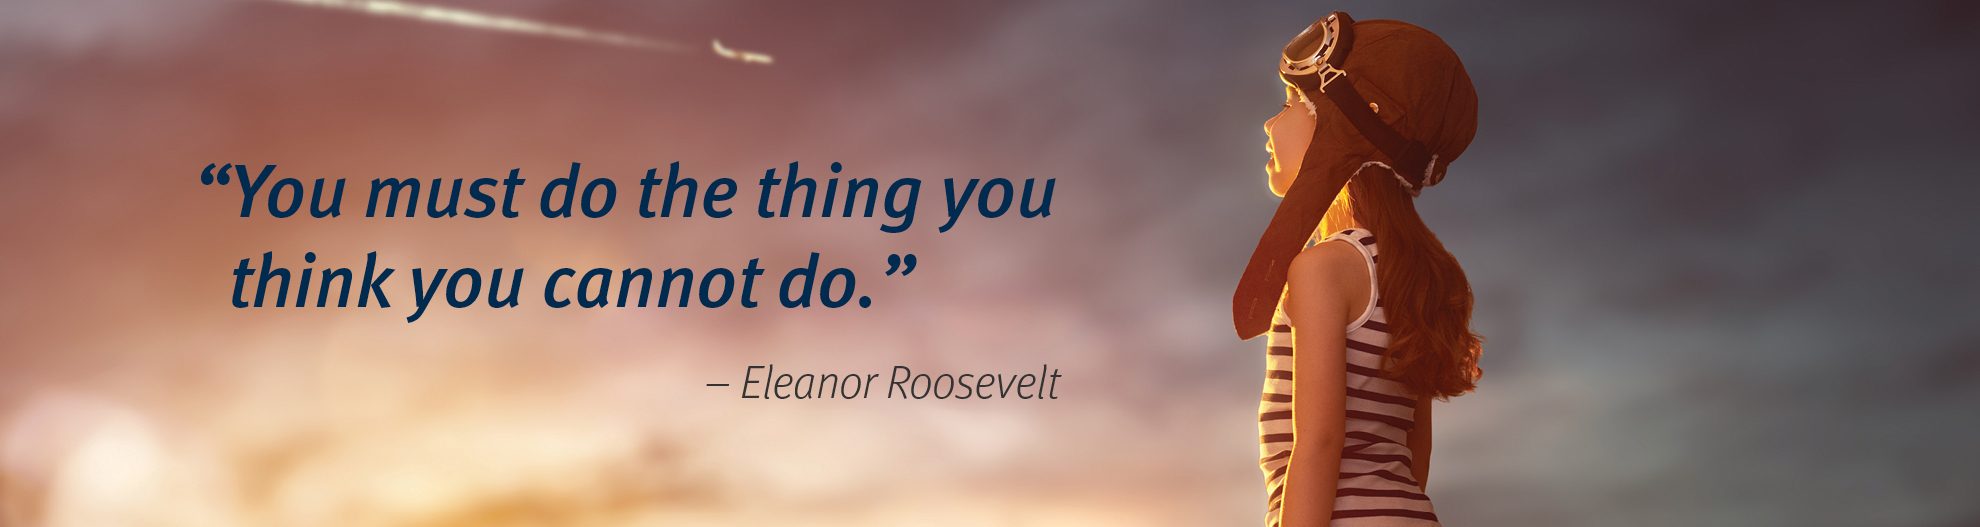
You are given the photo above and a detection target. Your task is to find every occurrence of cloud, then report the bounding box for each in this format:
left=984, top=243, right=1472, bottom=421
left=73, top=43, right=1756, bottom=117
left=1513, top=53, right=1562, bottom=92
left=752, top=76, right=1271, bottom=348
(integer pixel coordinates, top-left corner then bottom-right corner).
left=0, top=0, right=224, bottom=55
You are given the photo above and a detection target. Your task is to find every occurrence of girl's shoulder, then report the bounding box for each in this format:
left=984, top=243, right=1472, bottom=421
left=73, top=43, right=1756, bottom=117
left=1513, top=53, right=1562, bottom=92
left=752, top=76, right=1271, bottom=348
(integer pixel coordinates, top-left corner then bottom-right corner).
left=1285, top=229, right=1375, bottom=324
left=1293, top=228, right=1373, bottom=273
left=1287, top=233, right=1367, bottom=293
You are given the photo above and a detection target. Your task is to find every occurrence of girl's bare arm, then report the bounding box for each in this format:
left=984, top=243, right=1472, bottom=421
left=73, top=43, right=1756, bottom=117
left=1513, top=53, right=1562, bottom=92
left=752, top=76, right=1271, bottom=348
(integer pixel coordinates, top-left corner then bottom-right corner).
left=1279, top=242, right=1359, bottom=526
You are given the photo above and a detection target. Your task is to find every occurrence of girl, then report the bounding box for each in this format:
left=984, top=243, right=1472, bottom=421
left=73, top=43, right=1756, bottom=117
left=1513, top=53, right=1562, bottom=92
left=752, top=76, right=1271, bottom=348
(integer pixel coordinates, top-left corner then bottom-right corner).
left=1237, top=13, right=1482, bottom=526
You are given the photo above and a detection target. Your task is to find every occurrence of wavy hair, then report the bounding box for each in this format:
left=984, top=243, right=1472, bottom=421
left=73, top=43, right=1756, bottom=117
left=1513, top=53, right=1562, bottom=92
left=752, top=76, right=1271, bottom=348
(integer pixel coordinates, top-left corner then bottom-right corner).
left=1322, top=172, right=1482, bottom=399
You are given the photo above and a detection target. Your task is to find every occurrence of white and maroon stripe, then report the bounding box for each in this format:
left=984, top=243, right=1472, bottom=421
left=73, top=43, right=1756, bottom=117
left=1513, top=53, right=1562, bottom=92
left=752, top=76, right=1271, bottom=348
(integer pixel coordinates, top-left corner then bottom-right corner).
left=1259, top=229, right=1438, bottom=526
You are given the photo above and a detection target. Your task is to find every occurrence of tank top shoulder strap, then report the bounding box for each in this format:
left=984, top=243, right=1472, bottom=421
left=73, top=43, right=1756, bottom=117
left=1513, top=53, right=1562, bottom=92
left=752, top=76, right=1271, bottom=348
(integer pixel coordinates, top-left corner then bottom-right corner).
left=1321, top=228, right=1379, bottom=262
left=1318, top=228, right=1380, bottom=331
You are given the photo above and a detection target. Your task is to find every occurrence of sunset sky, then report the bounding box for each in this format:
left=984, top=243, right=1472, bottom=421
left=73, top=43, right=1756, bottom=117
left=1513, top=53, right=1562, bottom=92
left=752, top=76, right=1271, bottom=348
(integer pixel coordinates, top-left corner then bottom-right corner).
left=2, top=0, right=1978, bottom=525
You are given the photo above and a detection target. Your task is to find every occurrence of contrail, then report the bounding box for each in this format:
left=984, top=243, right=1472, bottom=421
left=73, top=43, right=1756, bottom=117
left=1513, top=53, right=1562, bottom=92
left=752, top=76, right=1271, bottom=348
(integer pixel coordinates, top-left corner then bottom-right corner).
left=262, top=0, right=773, bottom=65
left=711, top=39, right=773, bottom=65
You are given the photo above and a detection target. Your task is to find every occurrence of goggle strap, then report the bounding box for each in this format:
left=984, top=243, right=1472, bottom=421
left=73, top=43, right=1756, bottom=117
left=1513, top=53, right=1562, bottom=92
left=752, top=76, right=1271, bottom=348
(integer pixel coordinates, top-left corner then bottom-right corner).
left=1320, top=77, right=1432, bottom=191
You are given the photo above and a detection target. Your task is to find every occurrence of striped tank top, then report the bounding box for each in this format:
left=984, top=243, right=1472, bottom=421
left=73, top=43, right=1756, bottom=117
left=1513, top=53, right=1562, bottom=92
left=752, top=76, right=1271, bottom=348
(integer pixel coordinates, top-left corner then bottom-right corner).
left=1259, top=228, right=1438, bottom=526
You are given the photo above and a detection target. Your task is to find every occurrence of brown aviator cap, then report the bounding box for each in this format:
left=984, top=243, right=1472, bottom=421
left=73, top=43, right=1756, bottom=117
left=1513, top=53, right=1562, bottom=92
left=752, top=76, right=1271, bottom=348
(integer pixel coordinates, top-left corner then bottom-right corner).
left=1232, top=13, right=1478, bottom=339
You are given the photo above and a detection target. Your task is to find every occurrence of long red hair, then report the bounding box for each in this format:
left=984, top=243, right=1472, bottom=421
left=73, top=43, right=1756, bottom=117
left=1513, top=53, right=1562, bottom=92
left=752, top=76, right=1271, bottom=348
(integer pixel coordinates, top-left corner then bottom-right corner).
left=1323, top=172, right=1482, bottom=399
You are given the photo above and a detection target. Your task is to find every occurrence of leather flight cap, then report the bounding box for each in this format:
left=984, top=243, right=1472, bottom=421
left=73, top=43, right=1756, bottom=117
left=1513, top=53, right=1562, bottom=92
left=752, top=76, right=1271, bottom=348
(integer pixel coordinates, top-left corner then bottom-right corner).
left=1233, top=11, right=1435, bottom=339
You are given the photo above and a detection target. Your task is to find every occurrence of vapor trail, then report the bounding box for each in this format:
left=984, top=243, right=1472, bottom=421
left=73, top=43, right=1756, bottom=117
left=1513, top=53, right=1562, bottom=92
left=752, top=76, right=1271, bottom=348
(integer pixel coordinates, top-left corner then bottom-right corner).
left=263, top=0, right=773, bottom=64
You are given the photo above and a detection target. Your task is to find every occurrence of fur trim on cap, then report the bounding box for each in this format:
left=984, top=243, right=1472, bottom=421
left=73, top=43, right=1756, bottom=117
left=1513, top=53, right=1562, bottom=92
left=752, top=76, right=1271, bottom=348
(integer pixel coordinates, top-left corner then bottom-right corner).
left=1352, top=159, right=1420, bottom=198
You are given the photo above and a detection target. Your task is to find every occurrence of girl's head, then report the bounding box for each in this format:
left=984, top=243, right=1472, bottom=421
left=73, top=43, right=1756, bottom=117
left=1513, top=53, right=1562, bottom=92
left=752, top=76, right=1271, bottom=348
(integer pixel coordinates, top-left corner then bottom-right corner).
left=1267, top=18, right=1484, bottom=399
left=1264, top=19, right=1477, bottom=198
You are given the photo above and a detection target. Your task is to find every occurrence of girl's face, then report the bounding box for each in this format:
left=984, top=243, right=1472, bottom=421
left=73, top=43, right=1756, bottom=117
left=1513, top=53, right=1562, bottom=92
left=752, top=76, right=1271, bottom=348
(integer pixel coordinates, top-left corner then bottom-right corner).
left=1263, top=86, right=1316, bottom=197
